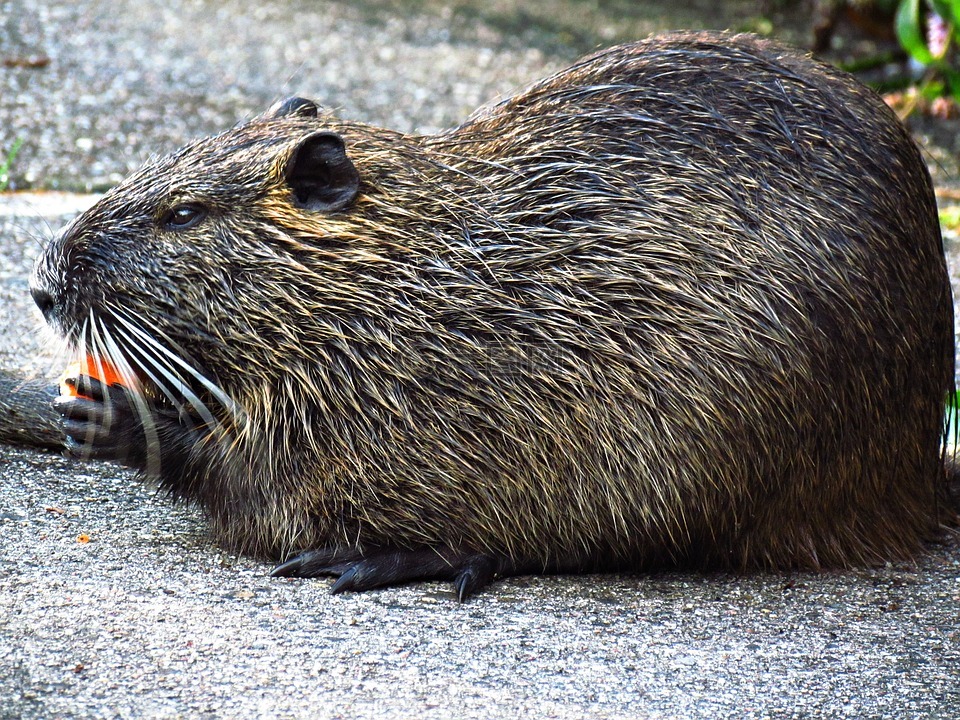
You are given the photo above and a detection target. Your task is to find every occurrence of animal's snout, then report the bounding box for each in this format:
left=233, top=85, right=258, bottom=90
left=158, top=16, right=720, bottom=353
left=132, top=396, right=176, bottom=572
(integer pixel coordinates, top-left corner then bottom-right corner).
left=30, top=231, right=71, bottom=330
left=30, top=282, right=57, bottom=322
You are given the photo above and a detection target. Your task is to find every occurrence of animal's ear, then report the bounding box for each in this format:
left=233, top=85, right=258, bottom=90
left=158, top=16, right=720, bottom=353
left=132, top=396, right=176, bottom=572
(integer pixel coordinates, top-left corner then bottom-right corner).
left=284, top=131, right=360, bottom=213
left=266, top=97, right=318, bottom=119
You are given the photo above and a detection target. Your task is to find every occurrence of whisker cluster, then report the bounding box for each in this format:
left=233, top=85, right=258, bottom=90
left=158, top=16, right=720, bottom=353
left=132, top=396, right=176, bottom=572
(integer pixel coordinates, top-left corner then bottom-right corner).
left=68, top=303, right=242, bottom=477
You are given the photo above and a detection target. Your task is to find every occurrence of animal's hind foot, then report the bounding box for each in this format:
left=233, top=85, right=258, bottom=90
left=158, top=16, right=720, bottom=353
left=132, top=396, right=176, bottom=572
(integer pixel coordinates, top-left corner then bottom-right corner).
left=270, top=545, right=505, bottom=601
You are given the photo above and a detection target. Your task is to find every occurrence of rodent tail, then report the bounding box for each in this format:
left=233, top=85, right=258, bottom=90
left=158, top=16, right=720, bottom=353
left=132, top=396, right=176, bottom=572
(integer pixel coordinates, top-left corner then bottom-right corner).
left=0, top=368, right=63, bottom=450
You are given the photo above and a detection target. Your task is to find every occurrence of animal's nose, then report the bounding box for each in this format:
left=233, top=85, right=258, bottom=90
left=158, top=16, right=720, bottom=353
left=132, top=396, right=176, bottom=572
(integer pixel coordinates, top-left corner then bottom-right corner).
left=31, top=217, right=85, bottom=333
left=30, top=242, right=66, bottom=327
left=31, top=283, right=57, bottom=321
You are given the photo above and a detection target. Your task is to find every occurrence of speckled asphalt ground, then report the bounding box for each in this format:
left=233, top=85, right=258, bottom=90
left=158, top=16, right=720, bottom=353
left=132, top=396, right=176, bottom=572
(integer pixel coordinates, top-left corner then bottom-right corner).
left=2, top=1, right=960, bottom=718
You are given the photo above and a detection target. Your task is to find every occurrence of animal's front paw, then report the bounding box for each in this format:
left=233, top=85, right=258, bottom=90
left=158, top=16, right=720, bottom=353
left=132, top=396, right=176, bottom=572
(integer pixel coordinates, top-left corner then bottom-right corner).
left=53, top=374, right=148, bottom=466
left=271, top=545, right=505, bottom=601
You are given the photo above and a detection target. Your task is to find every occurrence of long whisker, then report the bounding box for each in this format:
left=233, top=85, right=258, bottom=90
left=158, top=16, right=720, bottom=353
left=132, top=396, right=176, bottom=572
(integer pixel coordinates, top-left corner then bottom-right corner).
left=108, top=331, right=190, bottom=410
left=109, top=308, right=243, bottom=427
left=97, top=314, right=163, bottom=477
left=66, top=313, right=93, bottom=456
left=110, top=320, right=222, bottom=434
left=86, top=308, right=126, bottom=455
left=75, top=314, right=89, bottom=364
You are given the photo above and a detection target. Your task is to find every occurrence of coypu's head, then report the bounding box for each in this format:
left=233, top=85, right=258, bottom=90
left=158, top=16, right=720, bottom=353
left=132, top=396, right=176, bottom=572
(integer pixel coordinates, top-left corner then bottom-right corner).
left=31, top=97, right=364, bottom=416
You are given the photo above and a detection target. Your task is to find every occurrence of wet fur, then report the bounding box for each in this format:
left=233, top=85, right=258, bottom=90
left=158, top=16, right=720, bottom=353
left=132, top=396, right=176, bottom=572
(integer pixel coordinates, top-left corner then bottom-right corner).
left=31, top=32, right=955, bottom=595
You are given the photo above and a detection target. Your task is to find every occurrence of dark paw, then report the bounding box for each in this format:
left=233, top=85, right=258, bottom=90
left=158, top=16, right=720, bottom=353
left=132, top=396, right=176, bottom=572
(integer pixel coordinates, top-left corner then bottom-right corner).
left=52, top=374, right=193, bottom=471
left=271, top=546, right=504, bottom=601
left=54, top=375, right=145, bottom=464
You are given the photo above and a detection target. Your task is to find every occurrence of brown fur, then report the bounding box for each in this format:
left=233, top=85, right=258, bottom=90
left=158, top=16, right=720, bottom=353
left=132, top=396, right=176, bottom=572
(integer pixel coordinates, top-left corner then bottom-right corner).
left=32, top=32, right=956, bottom=583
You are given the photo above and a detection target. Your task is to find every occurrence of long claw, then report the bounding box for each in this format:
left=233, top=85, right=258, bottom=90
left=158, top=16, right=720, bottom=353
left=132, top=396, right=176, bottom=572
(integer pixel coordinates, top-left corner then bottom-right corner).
left=454, top=557, right=497, bottom=602
left=329, top=566, right=361, bottom=594
left=269, top=556, right=304, bottom=577
left=271, top=546, right=509, bottom=599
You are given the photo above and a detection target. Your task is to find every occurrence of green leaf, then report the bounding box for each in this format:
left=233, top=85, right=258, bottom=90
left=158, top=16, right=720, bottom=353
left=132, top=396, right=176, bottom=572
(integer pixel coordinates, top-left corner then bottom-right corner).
left=919, top=78, right=947, bottom=98
left=896, top=0, right=936, bottom=64
left=945, top=390, right=960, bottom=449
left=944, top=65, right=960, bottom=95
left=0, top=137, right=23, bottom=191
left=930, top=0, right=960, bottom=24
left=940, top=205, right=960, bottom=228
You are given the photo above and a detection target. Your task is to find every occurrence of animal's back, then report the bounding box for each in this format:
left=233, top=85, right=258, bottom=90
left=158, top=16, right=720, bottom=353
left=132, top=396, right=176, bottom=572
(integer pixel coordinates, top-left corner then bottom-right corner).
left=379, top=31, right=954, bottom=570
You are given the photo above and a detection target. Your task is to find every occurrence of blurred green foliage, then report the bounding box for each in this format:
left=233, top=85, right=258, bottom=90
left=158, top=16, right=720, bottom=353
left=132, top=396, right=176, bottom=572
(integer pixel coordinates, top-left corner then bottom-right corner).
left=894, top=0, right=960, bottom=99
left=0, top=138, right=23, bottom=192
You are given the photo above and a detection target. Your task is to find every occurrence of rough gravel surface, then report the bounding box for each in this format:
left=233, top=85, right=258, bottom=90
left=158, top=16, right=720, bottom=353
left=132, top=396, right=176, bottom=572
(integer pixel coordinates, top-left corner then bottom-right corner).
left=2, top=1, right=960, bottom=718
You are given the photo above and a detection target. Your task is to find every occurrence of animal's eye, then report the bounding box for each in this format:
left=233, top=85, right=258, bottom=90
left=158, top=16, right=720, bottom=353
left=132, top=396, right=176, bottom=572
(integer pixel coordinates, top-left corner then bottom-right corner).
left=160, top=203, right=207, bottom=231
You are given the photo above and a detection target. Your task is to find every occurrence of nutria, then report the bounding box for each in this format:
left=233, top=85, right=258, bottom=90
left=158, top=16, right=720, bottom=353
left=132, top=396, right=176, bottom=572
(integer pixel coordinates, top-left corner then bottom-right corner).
left=27, top=31, right=955, bottom=599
